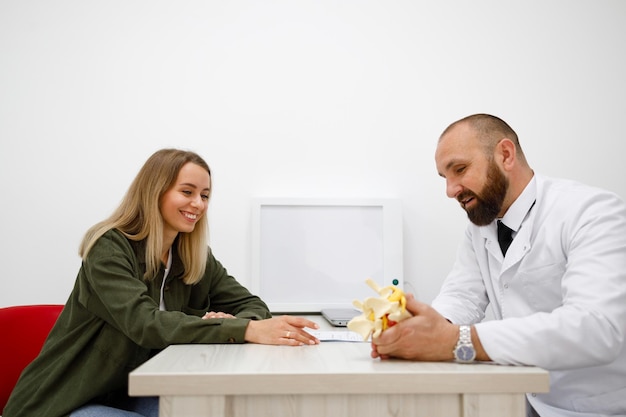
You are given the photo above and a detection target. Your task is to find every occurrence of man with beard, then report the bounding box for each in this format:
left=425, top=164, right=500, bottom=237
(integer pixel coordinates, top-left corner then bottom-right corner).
left=371, top=114, right=626, bottom=417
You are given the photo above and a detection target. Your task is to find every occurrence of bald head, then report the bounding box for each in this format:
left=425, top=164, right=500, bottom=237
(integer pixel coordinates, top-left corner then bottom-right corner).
left=435, top=114, right=534, bottom=222
left=440, top=114, right=527, bottom=165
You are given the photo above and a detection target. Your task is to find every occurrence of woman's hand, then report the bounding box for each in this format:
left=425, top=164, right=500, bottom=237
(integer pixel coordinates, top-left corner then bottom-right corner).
left=202, top=311, right=236, bottom=319
left=245, top=315, right=320, bottom=346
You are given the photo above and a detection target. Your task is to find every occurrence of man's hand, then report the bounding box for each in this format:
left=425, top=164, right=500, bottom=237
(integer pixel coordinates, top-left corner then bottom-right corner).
left=371, top=294, right=458, bottom=361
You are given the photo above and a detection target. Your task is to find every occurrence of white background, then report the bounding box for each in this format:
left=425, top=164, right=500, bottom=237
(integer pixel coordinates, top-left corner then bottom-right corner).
left=1, top=1, right=625, bottom=307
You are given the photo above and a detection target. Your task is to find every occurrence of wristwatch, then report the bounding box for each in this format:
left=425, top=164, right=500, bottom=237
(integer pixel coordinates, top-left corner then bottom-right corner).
left=453, top=325, right=476, bottom=363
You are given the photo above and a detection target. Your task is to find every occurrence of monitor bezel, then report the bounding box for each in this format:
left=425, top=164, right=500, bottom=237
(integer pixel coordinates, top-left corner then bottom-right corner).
left=250, top=197, right=404, bottom=314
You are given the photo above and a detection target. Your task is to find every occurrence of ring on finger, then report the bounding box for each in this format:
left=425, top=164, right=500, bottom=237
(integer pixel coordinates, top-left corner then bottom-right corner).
left=286, top=331, right=291, bottom=338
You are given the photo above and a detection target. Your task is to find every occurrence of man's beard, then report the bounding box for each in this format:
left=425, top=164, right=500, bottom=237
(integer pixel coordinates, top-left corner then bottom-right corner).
left=458, top=161, right=508, bottom=226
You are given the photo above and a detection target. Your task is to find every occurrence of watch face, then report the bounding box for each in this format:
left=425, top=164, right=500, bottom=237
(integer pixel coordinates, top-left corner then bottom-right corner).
left=456, top=345, right=476, bottom=362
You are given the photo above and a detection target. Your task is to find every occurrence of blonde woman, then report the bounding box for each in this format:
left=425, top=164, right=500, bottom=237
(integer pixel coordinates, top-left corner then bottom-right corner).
left=4, top=149, right=319, bottom=417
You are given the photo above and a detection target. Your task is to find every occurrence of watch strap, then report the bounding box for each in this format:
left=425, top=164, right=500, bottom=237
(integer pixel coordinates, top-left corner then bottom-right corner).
left=458, top=324, right=472, bottom=345
left=454, top=325, right=476, bottom=362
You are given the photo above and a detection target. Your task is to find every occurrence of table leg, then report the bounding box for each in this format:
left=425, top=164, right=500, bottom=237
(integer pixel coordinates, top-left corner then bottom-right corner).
left=463, top=393, right=526, bottom=417
left=159, top=395, right=227, bottom=417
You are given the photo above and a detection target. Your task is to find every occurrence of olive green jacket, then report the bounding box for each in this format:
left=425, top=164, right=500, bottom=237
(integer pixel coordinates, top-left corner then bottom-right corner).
left=4, top=229, right=271, bottom=417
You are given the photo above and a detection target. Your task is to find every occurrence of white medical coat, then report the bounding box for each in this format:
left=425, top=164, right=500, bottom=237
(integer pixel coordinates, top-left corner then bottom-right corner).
left=432, top=174, right=626, bottom=416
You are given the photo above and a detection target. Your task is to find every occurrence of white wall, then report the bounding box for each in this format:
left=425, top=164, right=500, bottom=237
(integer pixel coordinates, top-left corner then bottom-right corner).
left=1, top=1, right=625, bottom=308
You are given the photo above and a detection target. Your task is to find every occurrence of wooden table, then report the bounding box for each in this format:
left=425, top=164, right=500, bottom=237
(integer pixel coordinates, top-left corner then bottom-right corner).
left=129, top=330, right=549, bottom=417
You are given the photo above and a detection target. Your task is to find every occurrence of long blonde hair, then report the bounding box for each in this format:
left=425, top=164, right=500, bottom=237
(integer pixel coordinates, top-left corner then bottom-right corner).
left=79, top=149, right=211, bottom=284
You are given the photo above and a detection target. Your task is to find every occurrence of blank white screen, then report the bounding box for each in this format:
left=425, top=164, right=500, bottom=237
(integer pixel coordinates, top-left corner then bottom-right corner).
left=258, top=204, right=385, bottom=311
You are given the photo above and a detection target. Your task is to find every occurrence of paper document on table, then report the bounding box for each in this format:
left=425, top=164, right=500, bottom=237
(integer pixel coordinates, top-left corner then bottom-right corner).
left=307, top=330, right=366, bottom=342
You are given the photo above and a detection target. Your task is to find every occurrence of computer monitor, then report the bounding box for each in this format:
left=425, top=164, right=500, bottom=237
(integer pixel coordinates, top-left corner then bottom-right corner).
left=250, top=198, right=403, bottom=313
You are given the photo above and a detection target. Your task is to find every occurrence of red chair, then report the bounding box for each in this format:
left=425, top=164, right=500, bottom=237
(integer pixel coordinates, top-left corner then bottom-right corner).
left=0, top=304, right=63, bottom=414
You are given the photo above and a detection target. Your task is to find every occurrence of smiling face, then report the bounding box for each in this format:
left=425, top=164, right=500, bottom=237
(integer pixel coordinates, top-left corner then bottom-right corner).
left=435, top=123, right=509, bottom=226
left=160, top=162, right=211, bottom=243
left=457, top=159, right=508, bottom=225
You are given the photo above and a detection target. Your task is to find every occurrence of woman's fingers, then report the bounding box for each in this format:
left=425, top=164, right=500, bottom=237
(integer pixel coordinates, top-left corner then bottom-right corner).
left=281, top=327, right=319, bottom=345
left=202, top=311, right=235, bottom=319
left=243, top=315, right=322, bottom=346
